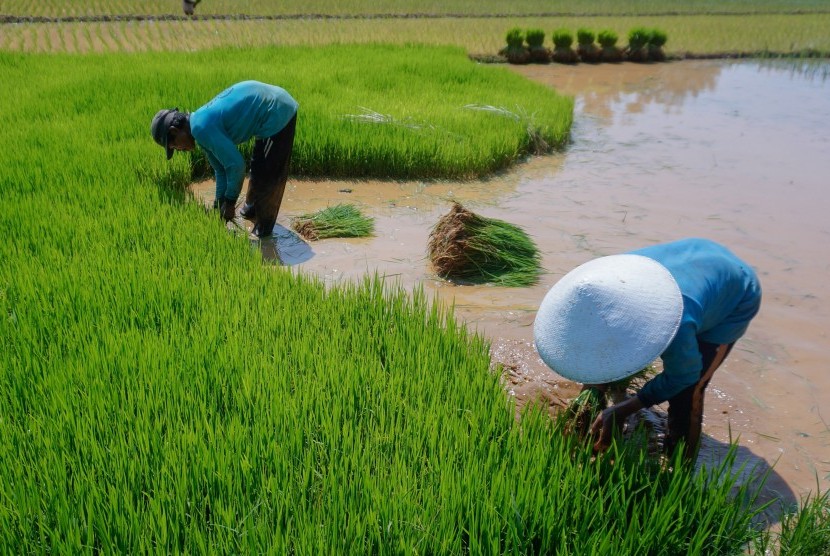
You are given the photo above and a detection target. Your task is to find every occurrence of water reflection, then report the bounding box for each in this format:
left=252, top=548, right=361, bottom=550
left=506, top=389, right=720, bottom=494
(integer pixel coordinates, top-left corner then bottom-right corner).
left=513, top=62, right=723, bottom=121
left=754, top=58, right=830, bottom=82
left=256, top=224, right=314, bottom=265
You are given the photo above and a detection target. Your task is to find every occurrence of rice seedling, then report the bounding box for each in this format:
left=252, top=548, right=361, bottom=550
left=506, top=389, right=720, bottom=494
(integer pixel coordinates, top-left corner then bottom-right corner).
left=576, top=27, right=600, bottom=63
left=524, top=28, right=549, bottom=63
left=627, top=26, right=651, bottom=62
left=597, top=28, right=624, bottom=62
left=551, top=28, right=578, bottom=64
left=648, top=27, right=669, bottom=61
left=751, top=488, right=830, bottom=555
left=291, top=203, right=374, bottom=240
left=562, top=387, right=606, bottom=438
left=427, top=202, right=542, bottom=287
left=502, top=27, right=529, bottom=64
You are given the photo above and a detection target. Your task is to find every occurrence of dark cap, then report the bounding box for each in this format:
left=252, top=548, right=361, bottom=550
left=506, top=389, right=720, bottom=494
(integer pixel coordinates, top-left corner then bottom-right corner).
left=150, top=108, right=180, bottom=160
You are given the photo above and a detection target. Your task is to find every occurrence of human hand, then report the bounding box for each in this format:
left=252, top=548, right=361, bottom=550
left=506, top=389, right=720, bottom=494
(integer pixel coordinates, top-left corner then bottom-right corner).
left=590, top=407, right=620, bottom=453
left=589, top=396, right=644, bottom=453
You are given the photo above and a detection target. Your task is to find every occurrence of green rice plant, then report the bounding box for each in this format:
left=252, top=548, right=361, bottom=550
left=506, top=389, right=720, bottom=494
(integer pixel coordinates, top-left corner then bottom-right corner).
left=551, top=28, right=574, bottom=48
left=751, top=489, right=830, bottom=555
left=627, top=26, right=651, bottom=61
left=551, top=28, right=579, bottom=63
left=291, top=203, right=374, bottom=240
left=505, top=27, right=524, bottom=48
left=503, top=27, right=530, bottom=63
left=524, top=28, right=549, bottom=63
left=597, top=29, right=619, bottom=48
left=576, top=27, right=600, bottom=62
left=647, top=27, right=669, bottom=61
left=596, top=28, right=624, bottom=61
left=525, top=28, right=545, bottom=47
left=562, top=387, right=606, bottom=438
left=427, top=202, right=542, bottom=287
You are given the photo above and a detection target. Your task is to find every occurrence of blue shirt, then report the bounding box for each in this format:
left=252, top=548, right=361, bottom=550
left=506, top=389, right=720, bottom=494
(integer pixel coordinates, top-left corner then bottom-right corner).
left=190, top=81, right=298, bottom=203
left=630, top=239, right=762, bottom=407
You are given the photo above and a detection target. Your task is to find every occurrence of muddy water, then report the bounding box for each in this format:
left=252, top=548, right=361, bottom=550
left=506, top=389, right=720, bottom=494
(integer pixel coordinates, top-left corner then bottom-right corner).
left=191, top=60, right=830, bottom=507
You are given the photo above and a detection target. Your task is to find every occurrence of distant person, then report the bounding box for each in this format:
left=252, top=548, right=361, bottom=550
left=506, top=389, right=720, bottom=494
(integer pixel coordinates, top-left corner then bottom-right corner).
left=533, top=238, right=762, bottom=461
left=151, top=80, right=299, bottom=238
left=182, top=0, right=201, bottom=16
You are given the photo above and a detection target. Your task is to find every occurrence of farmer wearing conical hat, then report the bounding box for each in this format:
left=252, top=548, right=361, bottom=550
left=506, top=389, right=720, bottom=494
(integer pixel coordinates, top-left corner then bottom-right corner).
left=151, top=80, right=298, bottom=238
left=534, top=238, right=762, bottom=460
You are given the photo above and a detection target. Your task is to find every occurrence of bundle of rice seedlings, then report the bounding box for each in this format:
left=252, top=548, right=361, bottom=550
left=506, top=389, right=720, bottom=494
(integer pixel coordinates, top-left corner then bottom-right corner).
left=551, top=29, right=579, bottom=64
left=647, top=28, right=669, bottom=62
left=627, top=27, right=651, bottom=62
left=598, top=29, right=623, bottom=62
left=291, top=203, right=374, bottom=241
left=502, top=27, right=530, bottom=64
left=562, top=387, right=607, bottom=439
left=561, top=366, right=658, bottom=443
left=427, top=202, right=542, bottom=287
left=576, top=28, right=600, bottom=63
left=525, top=28, right=550, bottom=63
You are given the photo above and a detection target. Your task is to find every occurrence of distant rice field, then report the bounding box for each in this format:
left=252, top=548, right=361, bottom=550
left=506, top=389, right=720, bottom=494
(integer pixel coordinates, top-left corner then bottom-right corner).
left=2, top=14, right=829, bottom=56
left=2, top=0, right=829, bottom=17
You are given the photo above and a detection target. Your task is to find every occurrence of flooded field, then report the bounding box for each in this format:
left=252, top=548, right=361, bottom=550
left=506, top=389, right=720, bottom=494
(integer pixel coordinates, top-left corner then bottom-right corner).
left=192, top=59, right=830, bottom=507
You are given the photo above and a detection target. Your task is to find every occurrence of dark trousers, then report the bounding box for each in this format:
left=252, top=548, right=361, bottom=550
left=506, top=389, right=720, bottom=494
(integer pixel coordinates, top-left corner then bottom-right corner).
left=665, top=340, right=735, bottom=461
left=245, top=114, right=297, bottom=238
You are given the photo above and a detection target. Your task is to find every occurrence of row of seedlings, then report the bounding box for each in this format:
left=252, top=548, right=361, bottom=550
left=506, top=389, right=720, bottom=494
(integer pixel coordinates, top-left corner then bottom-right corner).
left=502, top=27, right=668, bottom=64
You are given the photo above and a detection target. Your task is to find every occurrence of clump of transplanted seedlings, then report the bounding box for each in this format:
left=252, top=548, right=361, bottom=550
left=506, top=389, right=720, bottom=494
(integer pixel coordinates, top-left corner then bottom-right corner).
left=562, top=366, right=658, bottom=442
left=525, top=28, right=550, bottom=63
left=627, top=27, right=651, bottom=62
left=576, top=28, right=601, bottom=63
left=291, top=203, right=374, bottom=241
left=597, top=29, right=624, bottom=62
left=552, top=28, right=579, bottom=64
left=502, top=27, right=530, bottom=64
left=647, top=28, right=669, bottom=61
left=428, top=202, right=542, bottom=287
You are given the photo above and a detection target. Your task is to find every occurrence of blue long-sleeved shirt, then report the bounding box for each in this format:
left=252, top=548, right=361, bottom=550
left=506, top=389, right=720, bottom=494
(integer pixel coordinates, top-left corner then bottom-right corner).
left=630, top=239, right=762, bottom=407
left=190, top=81, right=298, bottom=203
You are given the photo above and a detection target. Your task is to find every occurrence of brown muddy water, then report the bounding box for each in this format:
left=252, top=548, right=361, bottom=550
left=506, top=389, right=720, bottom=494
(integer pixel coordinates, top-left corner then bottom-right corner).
left=191, top=60, right=830, bottom=514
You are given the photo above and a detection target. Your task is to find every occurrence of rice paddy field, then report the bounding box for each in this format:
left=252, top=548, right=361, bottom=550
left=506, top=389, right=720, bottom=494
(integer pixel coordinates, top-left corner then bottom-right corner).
left=2, top=0, right=829, bottom=553
left=2, top=14, right=830, bottom=57
left=2, top=0, right=829, bottom=16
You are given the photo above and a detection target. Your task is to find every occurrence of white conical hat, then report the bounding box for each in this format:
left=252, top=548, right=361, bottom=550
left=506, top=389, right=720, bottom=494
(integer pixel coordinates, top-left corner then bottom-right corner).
left=533, top=254, right=683, bottom=384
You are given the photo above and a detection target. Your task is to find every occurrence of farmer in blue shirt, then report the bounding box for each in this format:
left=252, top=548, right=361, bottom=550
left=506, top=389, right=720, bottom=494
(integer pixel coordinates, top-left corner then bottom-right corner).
left=534, top=238, right=762, bottom=460
left=151, top=80, right=299, bottom=238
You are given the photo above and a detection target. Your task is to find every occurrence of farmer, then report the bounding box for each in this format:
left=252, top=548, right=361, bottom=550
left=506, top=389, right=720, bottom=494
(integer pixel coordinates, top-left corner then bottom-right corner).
left=533, top=238, right=762, bottom=461
left=151, top=80, right=298, bottom=238
left=182, top=0, right=201, bottom=16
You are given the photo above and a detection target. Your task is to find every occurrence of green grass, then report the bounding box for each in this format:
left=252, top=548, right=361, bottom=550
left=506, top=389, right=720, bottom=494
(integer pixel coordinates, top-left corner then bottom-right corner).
left=2, top=0, right=829, bottom=16
left=292, top=203, right=375, bottom=240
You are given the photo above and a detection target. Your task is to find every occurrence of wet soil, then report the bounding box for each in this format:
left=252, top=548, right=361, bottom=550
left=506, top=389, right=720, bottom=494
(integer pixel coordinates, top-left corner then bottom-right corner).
left=191, top=59, right=830, bottom=513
